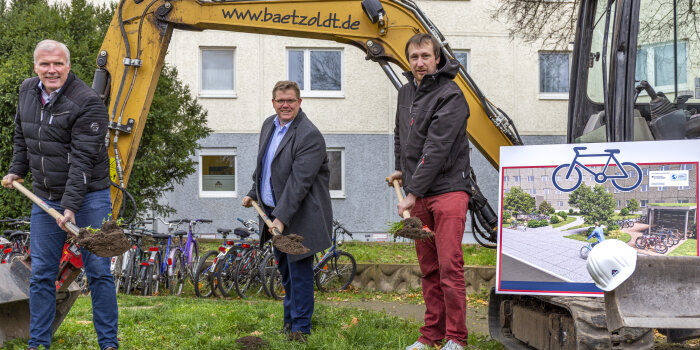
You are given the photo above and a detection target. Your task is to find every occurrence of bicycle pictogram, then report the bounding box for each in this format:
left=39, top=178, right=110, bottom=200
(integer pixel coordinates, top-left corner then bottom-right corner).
left=552, top=147, right=643, bottom=192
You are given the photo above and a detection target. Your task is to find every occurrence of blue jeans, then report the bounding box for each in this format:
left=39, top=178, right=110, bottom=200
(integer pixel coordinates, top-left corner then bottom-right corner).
left=28, top=188, right=118, bottom=350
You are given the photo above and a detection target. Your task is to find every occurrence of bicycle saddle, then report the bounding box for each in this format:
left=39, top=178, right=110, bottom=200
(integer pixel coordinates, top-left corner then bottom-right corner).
left=2, top=229, right=14, bottom=237
left=9, top=231, right=28, bottom=240
left=604, top=149, right=620, bottom=154
left=173, top=230, right=188, bottom=236
left=233, top=228, right=251, bottom=239
left=217, top=228, right=232, bottom=234
left=151, top=233, right=171, bottom=240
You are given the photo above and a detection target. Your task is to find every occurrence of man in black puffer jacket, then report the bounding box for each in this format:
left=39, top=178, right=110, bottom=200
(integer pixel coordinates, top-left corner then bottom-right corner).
left=388, top=34, right=471, bottom=350
left=2, top=40, right=118, bottom=350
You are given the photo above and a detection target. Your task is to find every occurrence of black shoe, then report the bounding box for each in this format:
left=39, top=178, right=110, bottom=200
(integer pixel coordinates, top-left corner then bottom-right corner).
left=287, top=331, right=309, bottom=343
left=278, top=323, right=291, bottom=335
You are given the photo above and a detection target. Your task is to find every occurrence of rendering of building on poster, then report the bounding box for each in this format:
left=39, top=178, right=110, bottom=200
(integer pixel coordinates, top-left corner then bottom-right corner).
left=496, top=140, right=699, bottom=297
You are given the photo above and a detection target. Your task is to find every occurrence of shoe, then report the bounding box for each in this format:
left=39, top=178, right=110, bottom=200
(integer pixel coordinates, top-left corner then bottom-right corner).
left=406, top=341, right=428, bottom=350
left=104, top=347, right=118, bottom=350
left=278, top=323, right=291, bottom=334
left=440, top=340, right=465, bottom=350
left=287, top=331, right=309, bottom=343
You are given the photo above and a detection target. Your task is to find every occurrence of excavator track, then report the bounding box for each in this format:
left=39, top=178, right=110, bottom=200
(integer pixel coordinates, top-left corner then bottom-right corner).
left=489, top=289, right=654, bottom=349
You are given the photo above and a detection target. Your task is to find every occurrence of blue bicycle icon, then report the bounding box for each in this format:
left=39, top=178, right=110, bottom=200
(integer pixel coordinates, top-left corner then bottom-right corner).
left=552, top=147, right=643, bottom=192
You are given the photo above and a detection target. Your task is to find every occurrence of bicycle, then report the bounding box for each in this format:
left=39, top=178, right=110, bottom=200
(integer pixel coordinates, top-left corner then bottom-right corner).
left=635, top=232, right=668, bottom=254
left=215, top=218, right=258, bottom=297
left=194, top=226, right=252, bottom=298
left=552, top=147, right=643, bottom=192
left=313, top=219, right=357, bottom=292
left=167, top=218, right=212, bottom=296
left=579, top=241, right=592, bottom=260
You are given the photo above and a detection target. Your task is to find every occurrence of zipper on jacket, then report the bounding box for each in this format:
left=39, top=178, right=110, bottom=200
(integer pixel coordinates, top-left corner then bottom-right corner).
left=41, top=156, right=51, bottom=200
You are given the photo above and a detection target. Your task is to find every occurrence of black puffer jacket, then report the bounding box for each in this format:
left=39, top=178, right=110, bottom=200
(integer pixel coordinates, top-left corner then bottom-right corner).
left=9, top=72, right=110, bottom=212
left=394, top=56, right=472, bottom=198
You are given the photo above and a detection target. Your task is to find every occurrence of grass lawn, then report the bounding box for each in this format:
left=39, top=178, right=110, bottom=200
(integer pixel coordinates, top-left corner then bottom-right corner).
left=669, top=239, right=698, bottom=256
left=551, top=216, right=577, bottom=228
left=564, top=231, right=631, bottom=243
left=1, top=294, right=503, bottom=350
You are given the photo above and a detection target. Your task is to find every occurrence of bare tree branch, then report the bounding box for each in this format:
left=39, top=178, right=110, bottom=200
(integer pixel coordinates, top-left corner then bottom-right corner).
left=491, top=0, right=580, bottom=50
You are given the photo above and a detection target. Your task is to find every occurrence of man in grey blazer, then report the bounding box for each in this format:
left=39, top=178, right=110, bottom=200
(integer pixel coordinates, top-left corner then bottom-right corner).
left=242, top=80, right=332, bottom=342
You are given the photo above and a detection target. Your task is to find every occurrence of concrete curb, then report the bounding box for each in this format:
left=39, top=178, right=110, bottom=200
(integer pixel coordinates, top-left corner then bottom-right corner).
left=352, top=264, right=496, bottom=293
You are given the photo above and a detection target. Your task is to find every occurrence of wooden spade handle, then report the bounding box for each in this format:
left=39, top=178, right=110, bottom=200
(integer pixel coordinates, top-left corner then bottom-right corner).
left=2, top=179, right=80, bottom=236
left=250, top=200, right=281, bottom=236
left=385, top=177, right=411, bottom=219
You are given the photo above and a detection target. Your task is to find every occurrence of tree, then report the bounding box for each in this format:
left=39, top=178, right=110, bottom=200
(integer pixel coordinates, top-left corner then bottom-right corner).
left=538, top=200, right=553, bottom=215
left=568, top=184, right=615, bottom=224
left=491, top=0, right=579, bottom=49
left=503, top=186, right=536, bottom=216
left=627, top=198, right=640, bottom=213
left=0, top=0, right=210, bottom=219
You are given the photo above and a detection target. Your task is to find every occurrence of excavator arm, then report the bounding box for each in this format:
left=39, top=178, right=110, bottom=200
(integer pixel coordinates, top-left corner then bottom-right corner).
left=95, top=0, right=521, bottom=214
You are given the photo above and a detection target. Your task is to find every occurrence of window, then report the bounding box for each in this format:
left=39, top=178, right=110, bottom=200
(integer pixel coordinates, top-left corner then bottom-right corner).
left=680, top=164, right=693, bottom=170
left=531, top=189, right=536, bottom=195
left=557, top=201, right=564, bottom=207
left=514, top=176, right=521, bottom=182
left=643, top=168, right=650, bottom=176
left=616, top=200, right=621, bottom=207
left=679, top=185, right=690, bottom=190
left=658, top=186, right=666, bottom=191
left=640, top=200, right=648, bottom=207
left=504, top=176, right=509, bottom=182
left=288, top=48, right=343, bottom=97
left=641, top=184, right=649, bottom=192
left=527, top=176, right=534, bottom=182
left=635, top=42, right=687, bottom=92
left=453, top=50, right=470, bottom=73
left=200, top=48, right=235, bottom=97
left=541, top=175, right=548, bottom=182
left=539, top=52, right=570, bottom=97
left=556, top=175, right=562, bottom=182
left=660, top=165, right=670, bottom=171
left=199, top=149, right=236, bottom=197
left=327, top=148, right=345, bottom=198
left=678, top=199, right=690, bottom=203
left=544, top=188, right=551, bottom=194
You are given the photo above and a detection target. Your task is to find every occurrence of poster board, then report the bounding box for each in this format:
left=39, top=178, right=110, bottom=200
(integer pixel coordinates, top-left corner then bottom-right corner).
left=496, top=140, right=699, bottom=296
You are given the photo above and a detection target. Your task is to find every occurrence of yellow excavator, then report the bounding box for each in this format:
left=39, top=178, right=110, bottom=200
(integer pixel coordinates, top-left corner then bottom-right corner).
left=0, top=0, right=698, bottom=348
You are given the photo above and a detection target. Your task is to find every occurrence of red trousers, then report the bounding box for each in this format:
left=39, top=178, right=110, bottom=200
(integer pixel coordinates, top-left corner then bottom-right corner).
left=411, top=191, right=469, bottom=346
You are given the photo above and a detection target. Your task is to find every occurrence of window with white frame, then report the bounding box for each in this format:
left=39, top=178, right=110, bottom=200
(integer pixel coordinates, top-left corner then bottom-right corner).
left=635, top=42, right=687, bottom=92
left=514, top=176, right=521, bottom=182
left=453, top=50, right=470, bottom=73
left=541, top=175, right=548, bottom=182
left=527, top=176, right=534, bottom=182
left=531, top=189, right=536, bottom=195
left=680, top=164, right=693, bottom=170
left=678, top=199, right=690, bottom=203
left=539, top=52, right=570, bottom=97
left=199, top=149, right=236, bottom=197
left=288, top=48, right=343, bottom=97
left=641, top=184, right=649, bottom=192
left=643, top=168, right=650, bottom=175
left=557, top=201, right=564, bottom=207
left=200, top=48, right=235, bottom=97
left=544, top=188, right=551, bottom=194
left=679, top=185, right=690, bottom=190
left=640, top=200, right=648, bottom=207
left=660, top=165, right=670, bottom=171
left=616, top=200, right=621, bottom=207
left=504, top=176, right=509, bottom=182
left=327, top=148, right=345, bottom=198
left=658, top=186, right=666, bottom=191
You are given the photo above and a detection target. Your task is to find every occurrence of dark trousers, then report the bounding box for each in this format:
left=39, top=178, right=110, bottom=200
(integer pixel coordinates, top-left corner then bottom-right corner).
left=28, top=188, right=118, bottom=350
left=274, top=248, right=315, bottom=334
left=411, top=191, right=470, bottom=347
left=264, top=207, right=315, bottom=334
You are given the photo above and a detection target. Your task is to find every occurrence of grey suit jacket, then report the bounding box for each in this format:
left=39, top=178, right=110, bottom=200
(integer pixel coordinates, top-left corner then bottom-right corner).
left=247, top=109, right=332, bottom=261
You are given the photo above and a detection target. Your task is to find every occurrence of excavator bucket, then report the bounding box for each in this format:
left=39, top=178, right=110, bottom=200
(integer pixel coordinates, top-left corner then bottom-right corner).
left=605, top=255, right=700, bottom=333
left=0, top=260, right=80, bottom=347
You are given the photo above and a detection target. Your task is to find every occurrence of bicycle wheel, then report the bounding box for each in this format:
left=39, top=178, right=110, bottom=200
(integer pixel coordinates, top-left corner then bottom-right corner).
left=269, top=265, right=285, bottom=301
left=216, top=247, right=241, bottom=297
left=260, top=252, right=278, bottom=298
left=315, top=251, right=357, bottom=292
left=149, top=252, right=162, bottom=296
left=634, top=236, right=646, bottom=249
left=168, top=249, right=184, bottom=296
left=194, top=250, right=218, bottom=298
left=579, top=245, right=590, bottom=259
left=653, top=239, right=668, bottom=254
left=234, top=247, right=265, bottom=298
left=112, top=254, right=124, bottom=293
left=612, top=162, right=643, bottom=191
left=552, top=164, right=582, bottom=192
left=185, top=240, right=200, bottom=285
left=123, top=251, right=137, bottom=295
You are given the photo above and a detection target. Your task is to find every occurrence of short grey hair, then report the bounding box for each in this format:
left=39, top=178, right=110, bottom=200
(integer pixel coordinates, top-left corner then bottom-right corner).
left=34, top=40, right=71, bottom=65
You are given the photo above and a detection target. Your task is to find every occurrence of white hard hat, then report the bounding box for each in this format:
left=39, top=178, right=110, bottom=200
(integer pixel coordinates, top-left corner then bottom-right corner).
left=586, top=239, right=637, bottom=291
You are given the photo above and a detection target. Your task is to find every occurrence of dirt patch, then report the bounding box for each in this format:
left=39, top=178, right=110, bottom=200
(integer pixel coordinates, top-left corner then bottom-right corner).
left=76, top=220, right=130, bottom=257
left=272, top=233, right=310, bottom=255
left=396, top=217, right=432, bottom=240
left=235, top=336, right=269, bottom=349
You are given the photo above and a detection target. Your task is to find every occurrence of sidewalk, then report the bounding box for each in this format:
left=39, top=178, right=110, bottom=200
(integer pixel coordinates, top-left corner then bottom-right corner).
left=319, top=300, right=490, bottom=335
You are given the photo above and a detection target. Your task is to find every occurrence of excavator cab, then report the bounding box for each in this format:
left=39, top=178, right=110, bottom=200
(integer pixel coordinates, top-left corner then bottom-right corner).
left=569, top=0, right=700, bottom=143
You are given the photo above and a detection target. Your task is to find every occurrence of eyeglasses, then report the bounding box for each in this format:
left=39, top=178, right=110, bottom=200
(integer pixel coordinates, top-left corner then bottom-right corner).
left=273, top=99, right=299, bottom=105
